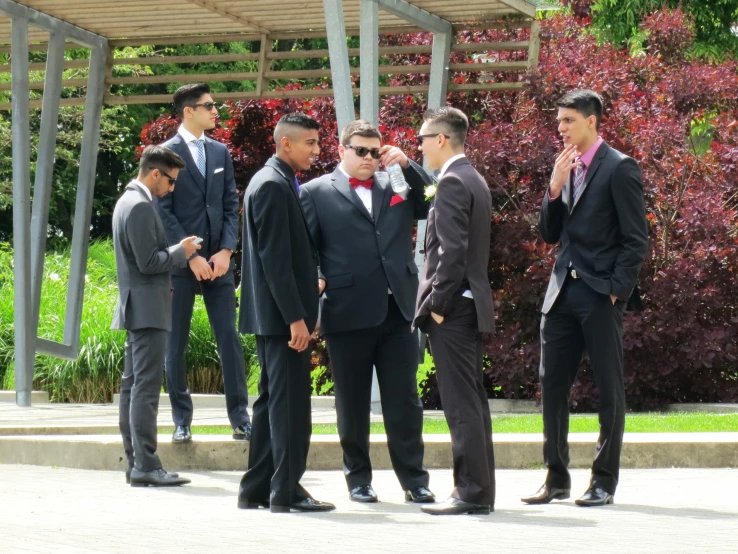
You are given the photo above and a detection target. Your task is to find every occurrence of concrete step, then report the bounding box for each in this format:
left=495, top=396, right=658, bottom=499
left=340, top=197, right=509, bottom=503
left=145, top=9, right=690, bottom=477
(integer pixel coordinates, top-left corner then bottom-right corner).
left=1, top=433, right=736, bottom=472
left=0, top=391, right=49, bottom=403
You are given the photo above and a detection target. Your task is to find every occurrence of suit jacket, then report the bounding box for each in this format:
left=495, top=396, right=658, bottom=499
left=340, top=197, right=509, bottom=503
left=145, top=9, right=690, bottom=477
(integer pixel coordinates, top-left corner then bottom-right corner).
left=414, top=157, right=495, bottom=334
left=238, top=156, right=319, bottom=337
left=300, top=159, right=431, bottom=333
left=111, top=182, right=187, bottom=331
left=539, top=141, right=649, bottom=314
left=157, top=132, right=240, bottom=276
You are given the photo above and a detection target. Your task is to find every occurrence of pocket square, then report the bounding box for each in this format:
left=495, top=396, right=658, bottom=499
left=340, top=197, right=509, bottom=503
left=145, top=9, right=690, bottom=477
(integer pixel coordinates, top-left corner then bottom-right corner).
left=214, top=167, right=224, bottom=174
left=390, top=194, right=404, bottom=207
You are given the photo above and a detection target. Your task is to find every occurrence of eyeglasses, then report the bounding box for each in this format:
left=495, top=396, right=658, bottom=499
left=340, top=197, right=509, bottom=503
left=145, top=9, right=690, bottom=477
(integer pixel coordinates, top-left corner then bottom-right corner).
left=161, top=171, right=177, bottom=186
left=345, top=145, right=382, bottom=159
left=417, top=133, right=448, bottom=145
left=190, top=102, right=219, bottom=111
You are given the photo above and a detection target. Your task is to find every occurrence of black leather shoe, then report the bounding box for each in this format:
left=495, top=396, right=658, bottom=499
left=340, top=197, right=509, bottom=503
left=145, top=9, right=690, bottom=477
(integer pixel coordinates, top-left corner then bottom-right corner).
left=405, top=486, right=436, bottom=503
left=521, top=484, right=571, bottom=504
left=126, top=466, right=178, bottom=484
left=349, top=485, right=378, bottom=503
left=270, top=498, right=336, bottom=513
left=575, top=487, right=614, bottom=507
left=232, top=422, right=252, bottom=441
left=237, top=497, right=269, bottom=509
left=130, top=468, right=190, bottom=487
left=172, top=425, right=192, bottom=444
left=421, top=497, right=490, bottom=515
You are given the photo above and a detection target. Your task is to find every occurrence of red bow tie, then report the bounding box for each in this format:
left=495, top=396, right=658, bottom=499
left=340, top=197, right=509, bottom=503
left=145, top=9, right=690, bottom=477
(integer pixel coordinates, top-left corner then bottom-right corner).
left=349, top=177, right=374, bottom=189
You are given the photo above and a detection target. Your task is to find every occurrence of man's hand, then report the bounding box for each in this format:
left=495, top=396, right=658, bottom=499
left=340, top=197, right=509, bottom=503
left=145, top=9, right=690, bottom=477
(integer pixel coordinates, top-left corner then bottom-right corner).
left=209, top=249, right=232, bottom=280
left=611, top=294, right=617, bottom=305
left=380, top=145, right=409, bottom=169
left=288, top=319, right=311, bottom=352
left=318, top=278, right=326, bottom=294
left=188, top=255, right=213, bottom=282
left=180, top=236, right=201, bottom=259
left=550, top=144, right=581, bottom=198
left=431, top=312, right=444, bottom=324
left=311, top=320, right=321, bottom=340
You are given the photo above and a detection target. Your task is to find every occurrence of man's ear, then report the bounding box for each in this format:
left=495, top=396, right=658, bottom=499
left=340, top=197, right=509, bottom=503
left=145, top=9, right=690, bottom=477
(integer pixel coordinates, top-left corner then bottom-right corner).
left=338, top=144, right=346, bottom=161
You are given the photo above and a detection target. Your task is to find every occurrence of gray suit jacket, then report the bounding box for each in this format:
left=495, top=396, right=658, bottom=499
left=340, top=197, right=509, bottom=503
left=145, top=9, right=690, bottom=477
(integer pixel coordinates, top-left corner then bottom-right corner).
left=111, top=182, right=187, bottom=331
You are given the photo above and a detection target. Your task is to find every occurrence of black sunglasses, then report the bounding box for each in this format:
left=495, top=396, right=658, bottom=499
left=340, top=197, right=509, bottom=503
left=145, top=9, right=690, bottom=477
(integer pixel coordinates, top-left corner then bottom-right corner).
left=417, top=133, right=448, bottom=145
left=191, top=101, right=219, bottom=111
left=345, top=145, right=382, bottom=159
left=161, top=171, right=177, bottom=186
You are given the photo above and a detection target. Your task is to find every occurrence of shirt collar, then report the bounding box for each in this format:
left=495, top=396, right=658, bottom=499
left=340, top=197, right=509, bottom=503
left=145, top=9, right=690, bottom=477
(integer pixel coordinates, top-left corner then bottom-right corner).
left=438, top=153, right=466, bottom=179
left=131, top=179, right=152, bottom=202
left=578, top=136, right=603, bottom=169
left=178, top=124, right=205, bottom=143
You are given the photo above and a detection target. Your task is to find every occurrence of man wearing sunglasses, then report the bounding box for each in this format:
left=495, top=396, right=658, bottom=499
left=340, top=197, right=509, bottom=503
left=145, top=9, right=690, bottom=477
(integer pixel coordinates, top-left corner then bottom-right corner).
left=300, top=120, right=435, bottom=506
left=157, top=83, right=251, bottom=445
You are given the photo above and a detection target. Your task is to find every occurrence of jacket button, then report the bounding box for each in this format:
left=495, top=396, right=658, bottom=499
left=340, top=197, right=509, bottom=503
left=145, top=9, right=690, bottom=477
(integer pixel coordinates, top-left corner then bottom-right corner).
left=381, top=256, right=386, bottom=261
left=376, top=230, right=380, bottom=235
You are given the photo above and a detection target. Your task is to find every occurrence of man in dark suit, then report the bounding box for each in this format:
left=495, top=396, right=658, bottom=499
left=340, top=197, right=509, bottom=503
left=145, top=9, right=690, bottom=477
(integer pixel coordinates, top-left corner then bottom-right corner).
left=413, top=107, right=496, bottom=516
left=300, top=120, right=434, bottom=505
left=157, top=83, right=251, bottom=444
left=522, top=89, right=648, bottom=508
left=237, top=113, right=335, bottom=514
left=112, top=145, right=199, bottom=487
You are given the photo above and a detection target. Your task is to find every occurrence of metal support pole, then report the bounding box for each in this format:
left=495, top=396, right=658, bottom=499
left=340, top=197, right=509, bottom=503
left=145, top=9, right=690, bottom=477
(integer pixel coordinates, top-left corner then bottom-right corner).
left=62, top=44, right=108, bottom=350
left=323, top=0, right=356, bottom=133
left=30, top=31, right=66, bottom=347
left=359, top=0, right=379, bottom=125
left=428, top=28, right=452, bottom=110
left=11, top=16, right=33, bottom=406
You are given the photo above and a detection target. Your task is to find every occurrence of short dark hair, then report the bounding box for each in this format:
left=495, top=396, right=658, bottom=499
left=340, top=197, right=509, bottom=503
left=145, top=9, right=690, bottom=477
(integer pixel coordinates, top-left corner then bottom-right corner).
left=556, top=89, right=603, bottom=130
left=422, top=107, right=469, bottom=148
left=139, top=145, right=186, bottom=177
left=274, top=112, right=320, bottom=143
left=340, top=120, right=382, bottom=146
left=173, top=83, right=211, bottom=118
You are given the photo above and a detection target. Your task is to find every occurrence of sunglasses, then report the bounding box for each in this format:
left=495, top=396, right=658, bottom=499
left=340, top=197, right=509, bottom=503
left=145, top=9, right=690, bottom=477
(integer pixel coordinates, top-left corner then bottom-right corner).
left=161, top=171, right=177, bottom=186
left=191, top=101, right=219, bottom=111
left=417, top=133, right=448, bottom=145
left=345, top=145, right=382, bottom=159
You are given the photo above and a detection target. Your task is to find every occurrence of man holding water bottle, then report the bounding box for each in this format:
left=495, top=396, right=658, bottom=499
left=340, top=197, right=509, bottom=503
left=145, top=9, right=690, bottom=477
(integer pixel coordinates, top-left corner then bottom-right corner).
left=300, top=120, right=435, bottom=505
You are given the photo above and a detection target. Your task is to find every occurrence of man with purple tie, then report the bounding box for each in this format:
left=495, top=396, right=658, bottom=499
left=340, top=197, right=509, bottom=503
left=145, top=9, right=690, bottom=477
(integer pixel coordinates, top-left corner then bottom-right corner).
left=523, top=89, right=648, bottom=508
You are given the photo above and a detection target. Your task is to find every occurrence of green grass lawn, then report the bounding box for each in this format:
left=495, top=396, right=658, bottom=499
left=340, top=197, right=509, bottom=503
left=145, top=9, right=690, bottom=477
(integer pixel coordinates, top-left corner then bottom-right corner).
left=167, top=412, right=738, bottom=436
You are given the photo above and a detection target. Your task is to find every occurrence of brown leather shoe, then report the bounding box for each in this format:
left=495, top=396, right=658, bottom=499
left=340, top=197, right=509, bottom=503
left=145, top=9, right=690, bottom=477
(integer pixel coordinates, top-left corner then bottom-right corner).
left=521, top=484, right=571, bottom=504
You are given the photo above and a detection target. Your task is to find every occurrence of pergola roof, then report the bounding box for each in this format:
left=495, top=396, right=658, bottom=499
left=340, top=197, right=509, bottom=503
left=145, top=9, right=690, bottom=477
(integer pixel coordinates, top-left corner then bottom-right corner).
left=0, top=0, right=538, bottom=44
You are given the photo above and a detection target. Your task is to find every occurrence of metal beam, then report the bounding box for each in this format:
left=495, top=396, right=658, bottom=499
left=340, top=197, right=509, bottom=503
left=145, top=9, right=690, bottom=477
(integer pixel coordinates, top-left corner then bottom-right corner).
left=183, top=0, right=271, bottom=35
left=30, top=32, right=66, bottom=358
left=428, top=28, right=452, bottom=110
left=376, top=0, right=452, bottom=34
left=63, top=44, right=108, bottom=352
left=0, top=0, right=106, bottom=49
left=359, top=0, right=379, bottom=125
left=323, top=0, right=356, bottom=133
left=497, top=0, right=538, bottom=18
left=11, top=16, right=33, bottom=407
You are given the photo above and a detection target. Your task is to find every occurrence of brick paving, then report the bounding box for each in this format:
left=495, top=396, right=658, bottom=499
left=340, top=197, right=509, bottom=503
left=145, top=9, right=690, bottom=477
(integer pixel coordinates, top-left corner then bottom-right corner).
left=1, top=465, right=736, bottom=553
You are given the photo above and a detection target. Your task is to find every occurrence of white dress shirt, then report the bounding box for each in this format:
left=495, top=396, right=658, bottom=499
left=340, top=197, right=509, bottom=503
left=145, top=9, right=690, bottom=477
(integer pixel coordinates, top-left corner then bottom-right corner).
left=131, top=179, right=152, bottom=202
left=339, top=164, right=372, bottom=215
left=437, top=153, right=473, bottom=299
left=178, top=124, right=206, bottom=166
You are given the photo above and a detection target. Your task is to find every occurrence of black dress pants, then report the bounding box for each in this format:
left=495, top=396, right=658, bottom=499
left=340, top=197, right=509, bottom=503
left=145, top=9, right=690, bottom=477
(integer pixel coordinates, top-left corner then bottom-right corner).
left=427, top=296, right=495, bottom=507
left=238, top=335, right=312, bottom=506
left=325, top=294, right=428, bottom=491
left=165, top=270, right=249, bottom=428
left=540, top=276, right=626, bottom=494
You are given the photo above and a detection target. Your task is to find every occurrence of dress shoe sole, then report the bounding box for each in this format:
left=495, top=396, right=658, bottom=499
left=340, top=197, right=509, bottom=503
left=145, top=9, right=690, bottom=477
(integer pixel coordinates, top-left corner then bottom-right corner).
left=575, top=497, right=614, bottom=507
left=171, top=437, right=192, bottom=444
left=350, top=496, right=379, bottom=503
left=237, top=499, right=268, bottom=509
left=269, top=505, right=336, bottom=513
left=232, top=434, right=251, bottom=441
left=423, top=507, right=490, bottom=515
left=521, top=491, right=570, bottom=504
left=405, top=495, right=436, bottom=504
left=130, top=479, right=190, bottom=487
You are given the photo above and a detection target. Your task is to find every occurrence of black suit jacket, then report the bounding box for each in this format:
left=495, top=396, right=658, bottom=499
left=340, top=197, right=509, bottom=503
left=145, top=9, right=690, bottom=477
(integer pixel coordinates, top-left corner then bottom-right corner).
left=239, top=156, right=319, bottom=337
left=299, top=160, right=431, bottom=333
left=539, top=141, right=649, bottom=314
left=414, top=157, right=495, bottom=334
left=157, top=133, right=240, bottom=275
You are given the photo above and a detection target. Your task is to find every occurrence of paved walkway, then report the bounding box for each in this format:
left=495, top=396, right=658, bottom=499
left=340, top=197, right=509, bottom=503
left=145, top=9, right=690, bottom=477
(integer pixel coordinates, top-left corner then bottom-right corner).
left=2, top=465, right=736, bottom=553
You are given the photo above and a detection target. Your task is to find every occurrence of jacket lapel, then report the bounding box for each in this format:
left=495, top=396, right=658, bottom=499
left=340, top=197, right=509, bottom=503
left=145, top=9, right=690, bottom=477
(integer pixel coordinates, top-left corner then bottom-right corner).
left=331, top=169, right=373, bottom=223
left=265, top=157, right=314, bottom=245
left=204, top=137, right=218, bottom=196
left=171, top=134, right=206, bottom=196
left=371, top=173, right=391, bottom=225
left=571, top=142, right=608, bottom=214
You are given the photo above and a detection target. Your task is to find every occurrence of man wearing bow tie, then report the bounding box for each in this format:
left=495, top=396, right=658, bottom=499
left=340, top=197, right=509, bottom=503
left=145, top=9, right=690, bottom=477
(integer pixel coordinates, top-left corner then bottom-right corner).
left=300, top=120, right=435, bottom=505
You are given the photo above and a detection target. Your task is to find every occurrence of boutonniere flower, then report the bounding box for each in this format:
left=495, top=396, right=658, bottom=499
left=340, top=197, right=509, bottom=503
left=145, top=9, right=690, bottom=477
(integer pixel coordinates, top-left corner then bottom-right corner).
left=425, top=179, right=438, bottom=199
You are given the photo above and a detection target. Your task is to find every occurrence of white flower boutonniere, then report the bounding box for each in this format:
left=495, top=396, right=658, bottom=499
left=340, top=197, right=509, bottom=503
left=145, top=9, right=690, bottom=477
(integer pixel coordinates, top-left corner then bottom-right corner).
left=424, top=181, right=437, bottom=200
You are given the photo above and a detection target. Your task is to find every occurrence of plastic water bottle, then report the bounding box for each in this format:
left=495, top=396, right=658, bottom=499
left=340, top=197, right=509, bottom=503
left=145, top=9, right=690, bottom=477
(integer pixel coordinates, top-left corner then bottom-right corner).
left=386, top=164, right=408, bottom=194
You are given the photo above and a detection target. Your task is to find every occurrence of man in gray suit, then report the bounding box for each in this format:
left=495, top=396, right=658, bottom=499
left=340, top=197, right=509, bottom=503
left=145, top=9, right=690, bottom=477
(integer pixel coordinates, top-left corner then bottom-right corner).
left=112, top=145, right=199, bottom=487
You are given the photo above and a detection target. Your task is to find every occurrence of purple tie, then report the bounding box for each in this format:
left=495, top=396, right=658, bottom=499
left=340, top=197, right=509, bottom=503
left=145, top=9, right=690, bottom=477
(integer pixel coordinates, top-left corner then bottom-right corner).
left=573, top=162, right=586, bottom=200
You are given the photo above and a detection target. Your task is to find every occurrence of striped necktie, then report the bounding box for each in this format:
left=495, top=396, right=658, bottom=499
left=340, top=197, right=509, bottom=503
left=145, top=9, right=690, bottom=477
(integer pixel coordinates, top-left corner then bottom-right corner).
left=573, top=162, right=586, bottom=201
left=194, top=139, right=206, bottom=177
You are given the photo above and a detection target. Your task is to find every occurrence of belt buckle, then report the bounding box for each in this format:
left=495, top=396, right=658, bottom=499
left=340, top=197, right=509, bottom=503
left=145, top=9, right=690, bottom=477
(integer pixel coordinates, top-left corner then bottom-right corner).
left=570, top=269, right=578, bottom=279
